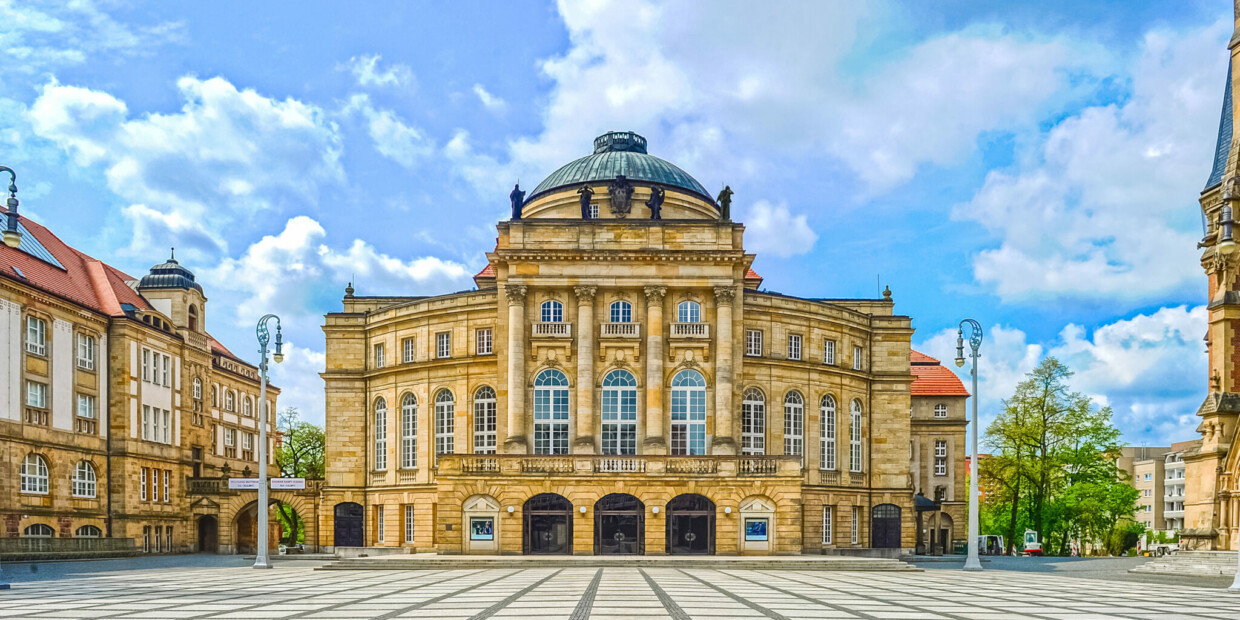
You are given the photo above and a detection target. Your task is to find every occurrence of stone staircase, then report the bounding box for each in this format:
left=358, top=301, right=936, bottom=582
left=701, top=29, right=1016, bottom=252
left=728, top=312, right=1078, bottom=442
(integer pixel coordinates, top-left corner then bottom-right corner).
left=1129, top=551, right=1238, bottom=576
left=317, top=554, right=920, bottom=571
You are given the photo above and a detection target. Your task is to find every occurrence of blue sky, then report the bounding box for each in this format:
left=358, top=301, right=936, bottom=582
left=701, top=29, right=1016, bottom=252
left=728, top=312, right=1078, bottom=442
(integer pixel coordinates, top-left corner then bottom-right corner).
left=1, top=0, right=1227, bottom=446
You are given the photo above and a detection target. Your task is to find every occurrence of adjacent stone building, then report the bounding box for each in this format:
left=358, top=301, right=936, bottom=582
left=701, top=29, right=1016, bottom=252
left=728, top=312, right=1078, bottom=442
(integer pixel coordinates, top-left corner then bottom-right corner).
left=320, top=131, right=946, bottom=555
left=908, top=351, right=968, bottom=555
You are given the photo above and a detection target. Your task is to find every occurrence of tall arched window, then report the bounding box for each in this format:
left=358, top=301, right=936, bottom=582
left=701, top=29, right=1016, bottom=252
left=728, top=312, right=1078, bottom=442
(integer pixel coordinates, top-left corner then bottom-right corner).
left=541, top=300, right=563, bottom=323
left=73, top=460, right=97, bottom=498
left=784, top=391, right=804, bottom=460
left=677, top=300, right=701, bottom=323
left=193, top=378, right=202, bottom=400
left=609, top=301, right=632, bottom=323
left=670, top=369, right=707, bottom=455
left=400, top=394, right=418, bottom=469
left=820, top=395, right=836, bottom=471
left=850, top=399, right=863, bottom=472
left=533, top=369, right=570, bottom=454
left=741, top=388, right=766, bottom=455
left=188, top=304, right=199, bottom=331
left=601, top=370, right=637, bottom=455
left=243, top=396, right=253, bottom=417
left=435, top=390, right=455, bottom=464
left=225, top=391, right=235, bottom=412
left=373, top=397, right=388, bottom=470
left=21, top=454, right=49, bottom=494
left=473, top=386, right=497, bottom=454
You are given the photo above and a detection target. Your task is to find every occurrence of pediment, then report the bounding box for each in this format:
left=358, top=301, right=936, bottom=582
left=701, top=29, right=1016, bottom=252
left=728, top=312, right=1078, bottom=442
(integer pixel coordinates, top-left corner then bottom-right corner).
left=739, top=497, right=774, bottom=513
left=464, top=494, right=500, bottom=512
left=191, top=497, right=220, bottom=510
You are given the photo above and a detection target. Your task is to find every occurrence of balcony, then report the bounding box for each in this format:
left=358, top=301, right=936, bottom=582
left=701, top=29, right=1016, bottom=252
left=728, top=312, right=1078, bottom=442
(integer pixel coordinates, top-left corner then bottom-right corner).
left=25, top=407, right=49, bottom=426
left=670, top=322, right=709, bottom=339
left=435, top=454, right=800, bottom=479
left=1164, top=509, right=1185, bottom=519
left=533, top=322, right=572, bottom=338
left=74, top=417, right=97, bottom=434
left=601, top=322, right=640, bottom=338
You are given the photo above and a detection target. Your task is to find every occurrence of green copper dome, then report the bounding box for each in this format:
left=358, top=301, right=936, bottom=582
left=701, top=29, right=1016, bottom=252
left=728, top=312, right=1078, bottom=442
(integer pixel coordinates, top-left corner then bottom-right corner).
left=528, top=131, right=714, bottom=203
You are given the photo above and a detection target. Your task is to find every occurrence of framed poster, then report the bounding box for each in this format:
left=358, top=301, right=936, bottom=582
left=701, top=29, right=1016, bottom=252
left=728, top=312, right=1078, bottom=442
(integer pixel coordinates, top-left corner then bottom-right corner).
left=744, top=518, right=768, bottom=542
left=470, top=517, right=494, bottom=541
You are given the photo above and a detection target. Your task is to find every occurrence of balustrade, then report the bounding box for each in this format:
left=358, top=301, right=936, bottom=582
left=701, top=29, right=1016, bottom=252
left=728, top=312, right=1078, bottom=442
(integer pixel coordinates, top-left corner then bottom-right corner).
left=600, top=323, right=640, bottom=338
left=594, top=457, right=645, bottom=473
left=532, top=322, right=572, bottom=338
left=25, top=408, right=48, bottom=426
left=670, top=322, right=709, bottom=338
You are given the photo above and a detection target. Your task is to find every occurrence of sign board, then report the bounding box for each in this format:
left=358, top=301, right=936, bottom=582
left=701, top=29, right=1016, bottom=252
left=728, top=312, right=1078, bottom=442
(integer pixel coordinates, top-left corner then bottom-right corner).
left=271, top=478, right=306, bottom=490
left=228, top=478, right=261, bottom=490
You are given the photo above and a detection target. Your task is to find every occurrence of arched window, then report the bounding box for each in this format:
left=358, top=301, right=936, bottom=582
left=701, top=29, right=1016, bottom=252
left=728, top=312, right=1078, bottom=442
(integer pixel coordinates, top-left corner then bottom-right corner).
left=75, top=525, right=102, bottom=538
left=188, top=304, right=199, bottom=331
left=820, top=395, right=836, bottom=471
left=533, top=369, right=569, bottom=455
left=243, top=396, right=253, bottom=417
left=677, top=300, right=701, bottom=323
left=670, top=369, right=707, bottom=455
left=601, top=370, right=637, bottom=455
left=541, top=300, right=563, bottom=323
left=784, top=391, right=804, bottom=460
left=741, top=388, right=766, bottom=455
left=73, top=460, right=97, bottom=498
left=23, top=524, right=54, bottom=538
left=473, top=386, right=497, bottom=454
left=373, top=397, right=388, bottom=471
left=609, top=301, right=632, bottom=323
left=850, top=399, right=863, bottom=472
left=193, top=378, right=202, bottom=400
left=21, top=454, right=49, bottom=494
left=435, top=390, right=455, bottom=464
left=225, top=391, right=235, bottom=412
left=400, top=394, right=417, bottom=469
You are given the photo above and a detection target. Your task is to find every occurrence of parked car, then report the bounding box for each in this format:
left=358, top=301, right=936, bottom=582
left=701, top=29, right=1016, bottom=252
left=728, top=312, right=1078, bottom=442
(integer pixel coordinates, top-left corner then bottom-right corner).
left=978, top=535, right=1006, bottom=555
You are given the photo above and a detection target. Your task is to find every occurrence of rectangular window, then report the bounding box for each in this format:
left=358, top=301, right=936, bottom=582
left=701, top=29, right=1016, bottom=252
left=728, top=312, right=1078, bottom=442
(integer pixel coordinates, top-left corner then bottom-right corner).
left=143, top=526, right=150, bottom=553
left=851, top=507, right=860, bottom=545
left=934, top=403, right=947, bottom=418
left=26, top=316, right=47, bottom=355
left=77, top=394, right=96, bottom=419
left=163, top=409, right=170, bottom=444
left=588, top=204, right=599, bottom=219
left=150, top=467, right=158, bottom=500
left=224, top=428, right=236, bottom=447
left=436, top=332, right=450, bottom=358
left=473, top=394, right=497, bottom=454
left=853, top=345, right=863, bottom=370
left=166, top=527, right=172, bottom=552
left=824, top=340, right=836, bottom=365
left=402, top=337, right=416, bottom=364
left=140, top=468, right=148, bottom=501
left=376, top=506, right=385, bottom=544
left=822, top=506, right=833, bottom=545
left=163, top=469, right=170, bottom=502
left=142, top=405, right=152, bottom=440
left=788, top=334, right=802, bottom=361
left=374, top=343, right=385, bottom=369
left=26, top=380, right=47, bottom=408
left=162, top=355, right=170, bottom=386
left=745, top=330, right=763, bottom=356
left=476, top=328, right=492, bottom=355
left=405, top=505, right=415, bottom=543
left=77, top=334, right=96, bottom=370
left=601, top=382, right=638, bottom=456
left=242, top=432, right=254, bottom=450
left=934, top=440, right=947, bottom=476
left=142, top=349, right=151, bottom=382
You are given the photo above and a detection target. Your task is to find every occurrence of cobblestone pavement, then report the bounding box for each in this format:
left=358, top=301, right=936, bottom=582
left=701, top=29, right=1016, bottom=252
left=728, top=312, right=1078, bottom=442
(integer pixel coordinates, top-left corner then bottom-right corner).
left=2, top=562, right=1239, bottom=619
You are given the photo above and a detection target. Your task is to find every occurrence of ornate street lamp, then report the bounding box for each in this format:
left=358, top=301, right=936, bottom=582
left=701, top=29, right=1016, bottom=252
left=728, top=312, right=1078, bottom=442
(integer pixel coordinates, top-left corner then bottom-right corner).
left=1, top=166, right=21, bottom=249
left=956, top=319, right=983, bottom=572
left=253, top=314, right=283, bottom=569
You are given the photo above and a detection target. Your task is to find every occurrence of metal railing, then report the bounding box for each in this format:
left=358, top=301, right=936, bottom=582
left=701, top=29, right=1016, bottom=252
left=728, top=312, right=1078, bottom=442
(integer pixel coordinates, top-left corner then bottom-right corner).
left=670, top=322, right=709, bottom=338
left=532, top=322, right=572, bottom=338
left=601, top=323, right=640, bottom=338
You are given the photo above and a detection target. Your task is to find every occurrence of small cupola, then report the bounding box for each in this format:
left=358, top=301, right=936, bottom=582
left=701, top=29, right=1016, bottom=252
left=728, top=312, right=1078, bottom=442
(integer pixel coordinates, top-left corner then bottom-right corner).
left=138, top=248, right=204, bottom=293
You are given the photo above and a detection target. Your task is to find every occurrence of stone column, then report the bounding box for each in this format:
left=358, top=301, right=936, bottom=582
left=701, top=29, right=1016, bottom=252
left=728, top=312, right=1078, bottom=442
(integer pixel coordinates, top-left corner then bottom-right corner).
left=712, top=286, right=737, bottom=455
left=643, top=286, right=667, bottom=452
left=504, top=285, right=528, bottom=453
left=573, top=285, right=597, bottom=454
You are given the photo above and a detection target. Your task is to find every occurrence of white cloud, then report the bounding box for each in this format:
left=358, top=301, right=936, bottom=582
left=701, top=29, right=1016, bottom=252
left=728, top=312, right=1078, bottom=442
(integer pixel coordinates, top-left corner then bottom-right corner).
left=956, top=20, right=1229, bottom=301
left=742, top=200, right=817, bottom=257
left=346, top=54, right=414, bottom=89
left=267, top=343, right=326, bottom=425
left=344, top=94, right=432, bottom=168
left=472, top=84, right=506, bottom=114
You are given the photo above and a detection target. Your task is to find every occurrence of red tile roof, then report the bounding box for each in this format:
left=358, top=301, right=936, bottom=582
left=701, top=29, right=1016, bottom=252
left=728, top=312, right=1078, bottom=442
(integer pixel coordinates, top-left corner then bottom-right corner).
left=910, top=349, right=969, bottom=396
left=476, top=264, right=494, bottom=278
left=745, top=268, right=761, bottom=280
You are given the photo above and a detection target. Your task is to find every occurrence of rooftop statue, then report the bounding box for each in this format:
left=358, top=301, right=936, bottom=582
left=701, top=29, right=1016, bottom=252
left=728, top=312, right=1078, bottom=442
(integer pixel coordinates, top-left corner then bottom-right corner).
left=646, top=186, right=665, bottom=220
left=577, top=184, right=594, bottom=219
left=609, top=174, right=633, bottom=218
left=510, top=183, right=525, bottom=220
left=717, top=185, right=733, bottom=221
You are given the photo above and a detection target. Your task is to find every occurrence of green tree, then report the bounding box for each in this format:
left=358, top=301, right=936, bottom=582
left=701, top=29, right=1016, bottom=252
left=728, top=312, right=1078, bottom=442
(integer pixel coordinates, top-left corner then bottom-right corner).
left=273, top=407, right=324, bottom=545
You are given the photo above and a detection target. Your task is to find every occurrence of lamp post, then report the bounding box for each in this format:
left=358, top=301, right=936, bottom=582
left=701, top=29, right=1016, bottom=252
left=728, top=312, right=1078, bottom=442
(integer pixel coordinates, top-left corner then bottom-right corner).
left=1, top=165, right=21, bottom=249
left=956, top=319, right=983, bottom=572
left=253, top=314, right=284, bottom=569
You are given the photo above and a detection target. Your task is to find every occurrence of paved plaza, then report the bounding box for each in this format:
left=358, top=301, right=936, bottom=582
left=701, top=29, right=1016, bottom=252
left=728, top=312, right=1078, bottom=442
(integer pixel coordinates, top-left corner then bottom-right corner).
left=2, top=560, right=1240, bottom=620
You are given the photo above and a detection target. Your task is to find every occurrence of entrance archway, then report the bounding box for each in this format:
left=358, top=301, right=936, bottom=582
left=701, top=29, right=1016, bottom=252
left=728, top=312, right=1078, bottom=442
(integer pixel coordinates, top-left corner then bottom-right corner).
left=666, top=494, right=714, bottom=555
left=935, top=513, right=953, bottom=554
left=234, top=501, right=284, bottom=556
left=334, top=502, right=364, bottom=547
left=197, top=515, right=218, bottom=553
left=523, top=493, right=573, bottom=554
left=872, top=503, right=902, bottom=549
left=594, top=493, right=643, bottom=555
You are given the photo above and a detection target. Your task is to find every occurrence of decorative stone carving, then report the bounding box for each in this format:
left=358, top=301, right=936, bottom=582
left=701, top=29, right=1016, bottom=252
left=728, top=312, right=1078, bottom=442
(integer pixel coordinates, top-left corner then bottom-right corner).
left=574, top=285, right=598, bottom=303
left=643, top=285, right=667, bottom=302
left=714, top=286, right=736, bottom=305
left=505, top=284, right=527, bottom=305
left=608, top=175, right=634, bottom=218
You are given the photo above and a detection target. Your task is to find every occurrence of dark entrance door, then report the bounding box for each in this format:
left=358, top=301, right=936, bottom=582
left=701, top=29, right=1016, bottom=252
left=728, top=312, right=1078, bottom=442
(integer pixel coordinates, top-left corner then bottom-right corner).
left=197, top=515, right=218, bottom=553
left=872, top=504, right=902, bottom=549
left=666, top=494, right=714, bottom=555
left=594, top=493, right=643, bottom=555
left=334, top=502, right=364, bottom=547
left=524, top=493, right=573, bottom=554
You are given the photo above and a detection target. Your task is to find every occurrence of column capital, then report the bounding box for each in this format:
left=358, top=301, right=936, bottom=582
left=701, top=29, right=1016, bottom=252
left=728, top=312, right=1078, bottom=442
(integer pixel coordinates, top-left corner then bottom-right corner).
left=505, top=284, right=528, bottom=305
left=714, top=286, right=736, bottom=305
left=574, top=285, right=598, bottom=303
left=643, top=285, right=667, bottom=302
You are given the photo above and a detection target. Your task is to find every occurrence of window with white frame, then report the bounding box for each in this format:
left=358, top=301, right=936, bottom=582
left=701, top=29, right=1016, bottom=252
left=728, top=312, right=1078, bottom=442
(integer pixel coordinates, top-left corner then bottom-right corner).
left=822, top=506, right=833, bottom=544
left=225, top=391, right=235, bottom=411
left=745, top=330, right=762, bottom=356
left=27, top=380, right=47, bottom=408
left=853, top=345, right=863, bottom=370
left=21, top=454, right=49, bottom=494
left=934, top=403, right=947, bottom=418
left=541, top=300, right=564, bottom=323
left=476, top=328, right=492, bottom=355
left=405, top=504, right=415, bottom=543
left=401, top=394, right=417, bottom=469
left=140, top=468, right=148, bottom=501
left=610, top=301, right=632, bottom=323
left=436, top=332, right=450, bottom=358
left=533, top=370, right=569, bottom=455
left=26, top=316, right=46, bottom=355
left=161, top=354, right=170, bottom=386
left=824, top=340, right=836, bottom=365
left=374, top=343, right=385, bottom=368
left=376, top=505, right=385, bottom=543
left=670, top=369, right=707, bottom=455
left=374, top=397, right=388, bottom=470
left=820, top=395, right=836, bottom=470
left=163, top=469, right=170, bottom=502
left=142, top=405, right=152, bottom=440
left=77, top=394, right=96, bottom=419
left=162, top=409, right=170, bottom=443
left=677, top=300, right=700, bottom=323
left=76, top=525, right=102, bottom=538
left=242, top=432, right=254, bottom=451
left=224, top=427, right=236, bottom=447
left=434, top=390, right=455, bottom=464
left=73, top=461, right=97, bottom=498
left=851, top=506, right=860, bottom=544
left=77, top=333, right=96, bottom=369
left=142, top=349, right=151, bottom=382
left=473, top=386, right=497, bottom=454
left=741, top=388, right=766, bottom=455
left=193, top=378, right=202, bottom=400
left=934, top=440, right=947, bottom=476
left=850, top=400, right=863, bottom=472
left=601, top=370, right=638, bottom=455
left=788, top=334, right=802, bottom=360
left=588, top=203, right=599, bottom=219
left=24, top=523, right=54, bottom=538
left=402, top=337, right=416, bottom=364
left=243, top=396, right=253, bottom=417
left=784, top=391, right=804, bottom=459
